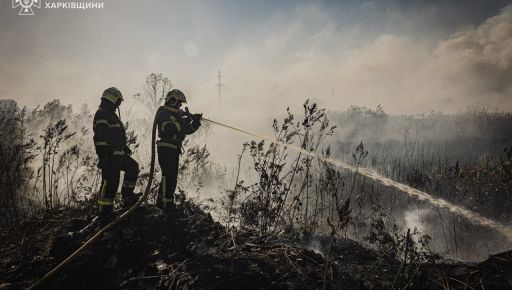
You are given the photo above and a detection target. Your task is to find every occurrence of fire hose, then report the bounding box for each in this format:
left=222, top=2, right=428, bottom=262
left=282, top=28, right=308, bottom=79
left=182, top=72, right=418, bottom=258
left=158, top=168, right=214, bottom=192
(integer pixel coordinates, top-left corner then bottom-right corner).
left=28, top=112, right=159, bottom=289
left=28, top=113, right=512, bottom=288
left=201, top=118, right=512, bottom=240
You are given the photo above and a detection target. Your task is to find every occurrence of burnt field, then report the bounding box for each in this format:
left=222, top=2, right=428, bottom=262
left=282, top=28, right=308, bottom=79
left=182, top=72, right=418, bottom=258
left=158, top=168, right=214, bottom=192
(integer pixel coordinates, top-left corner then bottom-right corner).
left=1, top=95, right=512, bottom=289
left=1, top=204, right=511, bottom=289
left=2, top=1, right=512, bottom=289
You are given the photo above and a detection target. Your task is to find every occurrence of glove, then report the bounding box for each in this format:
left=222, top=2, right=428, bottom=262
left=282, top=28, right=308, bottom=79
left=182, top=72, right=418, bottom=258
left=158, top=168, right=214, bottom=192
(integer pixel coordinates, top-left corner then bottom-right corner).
left=180, top=109, right=191, bottom=119
left=192, top=113, right=202, bottom=121
left=192, top=113, right=202, bottom=128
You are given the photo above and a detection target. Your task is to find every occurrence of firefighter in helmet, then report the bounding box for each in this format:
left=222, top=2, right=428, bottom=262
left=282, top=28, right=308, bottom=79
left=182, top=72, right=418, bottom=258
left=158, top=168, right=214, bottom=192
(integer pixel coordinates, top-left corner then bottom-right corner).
left=155, top=89, right=202, bottom=212
left=93, top=87, right=140, bottom=216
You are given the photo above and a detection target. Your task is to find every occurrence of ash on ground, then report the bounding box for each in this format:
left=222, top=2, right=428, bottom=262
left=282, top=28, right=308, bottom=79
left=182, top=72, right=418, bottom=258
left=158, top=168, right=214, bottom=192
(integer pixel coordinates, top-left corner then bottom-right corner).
left=1, top=202, right=511, bottom=289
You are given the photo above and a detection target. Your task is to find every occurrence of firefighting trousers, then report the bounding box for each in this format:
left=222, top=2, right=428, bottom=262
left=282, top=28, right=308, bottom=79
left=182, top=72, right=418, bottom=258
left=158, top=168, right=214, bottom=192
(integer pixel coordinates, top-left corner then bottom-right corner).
left=157, top=146, right=180, bottom=209
left=98, top=155, right=140, bottom=213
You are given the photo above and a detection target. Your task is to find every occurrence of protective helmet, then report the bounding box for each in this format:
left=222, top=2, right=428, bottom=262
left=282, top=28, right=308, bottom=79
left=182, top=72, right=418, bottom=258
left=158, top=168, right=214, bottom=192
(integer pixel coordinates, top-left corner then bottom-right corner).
left=101, top=87, right=124, bottom=105
left=165, top=89, right=187, bottom=104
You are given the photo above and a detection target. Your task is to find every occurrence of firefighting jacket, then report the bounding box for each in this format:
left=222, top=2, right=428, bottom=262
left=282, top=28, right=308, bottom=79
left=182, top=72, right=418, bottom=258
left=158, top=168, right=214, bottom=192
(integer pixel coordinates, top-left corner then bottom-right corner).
left=93, top=99, right=127, bottom=159
left=156, top=105, right=200, bottom=151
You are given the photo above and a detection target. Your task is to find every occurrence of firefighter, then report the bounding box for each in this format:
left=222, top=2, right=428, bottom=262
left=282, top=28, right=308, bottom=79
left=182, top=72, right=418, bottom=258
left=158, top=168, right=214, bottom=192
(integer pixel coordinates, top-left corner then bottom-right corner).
left=93, top=87, right=140, bottom=216
left=155, top=89, right=202, bottom=212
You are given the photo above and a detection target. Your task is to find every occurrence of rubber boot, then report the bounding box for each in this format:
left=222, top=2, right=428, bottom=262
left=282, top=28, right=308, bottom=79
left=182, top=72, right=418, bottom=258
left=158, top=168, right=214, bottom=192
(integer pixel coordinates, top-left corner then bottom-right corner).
left=98, top=205, right=115, bottom=225
left=164, top=201, right=178, bottom=225
left=156, top=193, right=176, bottom=212
left=156, top=195, right=164, bottom=211
left=165, top=201, right=177, bottom=213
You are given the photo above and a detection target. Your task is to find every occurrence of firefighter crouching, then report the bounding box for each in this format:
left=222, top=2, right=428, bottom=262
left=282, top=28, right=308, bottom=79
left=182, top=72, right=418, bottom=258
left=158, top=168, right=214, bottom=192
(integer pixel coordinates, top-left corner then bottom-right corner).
left=155, top=89, right=202, bottom=212
left=93, top=87, right=141, bottom=217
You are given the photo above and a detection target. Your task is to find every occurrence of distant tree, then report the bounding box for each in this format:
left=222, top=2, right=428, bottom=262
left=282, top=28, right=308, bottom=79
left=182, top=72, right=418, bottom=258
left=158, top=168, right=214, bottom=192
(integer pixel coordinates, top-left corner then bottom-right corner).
left=133, top=73, right=173, bottom=115
left=346, top=105, right=387, bottom=119
left=0, top=100, right=36, bottom=225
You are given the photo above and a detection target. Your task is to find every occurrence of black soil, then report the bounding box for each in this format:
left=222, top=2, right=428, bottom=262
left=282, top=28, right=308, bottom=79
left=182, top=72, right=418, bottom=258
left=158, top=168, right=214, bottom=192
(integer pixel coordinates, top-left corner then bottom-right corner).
left=1, top=203, right=511, bottom=289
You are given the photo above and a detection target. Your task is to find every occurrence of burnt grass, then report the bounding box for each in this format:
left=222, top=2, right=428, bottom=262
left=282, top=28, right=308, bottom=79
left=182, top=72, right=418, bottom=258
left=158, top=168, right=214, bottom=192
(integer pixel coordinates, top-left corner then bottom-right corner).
left=1, top=202, right=511, bottom=289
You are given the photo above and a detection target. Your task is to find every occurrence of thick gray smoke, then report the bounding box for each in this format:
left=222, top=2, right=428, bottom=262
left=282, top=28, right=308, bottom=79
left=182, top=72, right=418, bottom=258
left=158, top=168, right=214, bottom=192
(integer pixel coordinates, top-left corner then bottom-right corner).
left=187, top=4, right=512, bottom=164
left=2, top=1, right=511, bottom=263
left=209, top=4, right=512, bottom=124
left=1, top=2, right=511, bottom=123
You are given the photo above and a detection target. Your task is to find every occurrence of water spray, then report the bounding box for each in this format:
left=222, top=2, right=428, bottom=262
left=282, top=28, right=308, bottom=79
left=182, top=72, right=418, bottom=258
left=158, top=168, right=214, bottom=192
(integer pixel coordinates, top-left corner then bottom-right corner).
left=27, top=114, right=511, bottom=289
left=202, top=117, right=512, bottom=240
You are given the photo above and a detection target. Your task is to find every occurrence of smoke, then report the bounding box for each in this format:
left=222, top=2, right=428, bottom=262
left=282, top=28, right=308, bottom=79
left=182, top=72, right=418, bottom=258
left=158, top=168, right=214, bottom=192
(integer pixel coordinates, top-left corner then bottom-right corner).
left=207, top=4, right=512, bottom=125
left=2, top=2, right=511, bottom=123
left=403, top=208, right=430, bottom=234
left=304, top=237, right=328, bottom=257
left=185, top=4, right=510, bottom=165
left=431, top=5, right=512, bottom=109
left=2, top=1, right=512, bottom=260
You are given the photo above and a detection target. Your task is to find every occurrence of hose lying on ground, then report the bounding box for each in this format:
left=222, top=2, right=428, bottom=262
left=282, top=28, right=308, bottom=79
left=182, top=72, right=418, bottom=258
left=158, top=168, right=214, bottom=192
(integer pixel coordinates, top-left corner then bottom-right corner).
left=28, top=113, right=512, bottom=289
left=28, top=113, right=158, bottom=290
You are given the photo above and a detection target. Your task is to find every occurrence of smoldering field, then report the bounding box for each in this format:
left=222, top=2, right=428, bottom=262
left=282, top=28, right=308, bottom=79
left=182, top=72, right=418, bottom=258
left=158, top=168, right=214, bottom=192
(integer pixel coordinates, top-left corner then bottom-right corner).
left=1, top=95, right=511, bottom=263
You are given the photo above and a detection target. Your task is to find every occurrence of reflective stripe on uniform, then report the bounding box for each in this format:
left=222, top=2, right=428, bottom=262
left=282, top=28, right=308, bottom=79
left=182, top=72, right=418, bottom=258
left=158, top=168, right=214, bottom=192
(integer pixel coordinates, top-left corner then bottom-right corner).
left=162, top=197, right=173, bottom=204
left=156, top=141, right=178, bottom=149
left=100, top=180, right=107, bottom=199
left=162, top=176, right=167, bottom=196
left=98, top=181, right=112, bottom=210
left=162, top=117, right=181, bottom=133
left=94, top=141, right=108, bottom=146
left=94, top=119, right=122, bottom=128
left=94, top=119, right=110, bottom=128
left=161, top=121, right=172, bottom=131
left=122, top=181, right=136, bottom=188
left=98, top=200, right=113, bottom=206
left=170, top=116, right=181, bottom=132
left=113, top=150, right=125, bottom=156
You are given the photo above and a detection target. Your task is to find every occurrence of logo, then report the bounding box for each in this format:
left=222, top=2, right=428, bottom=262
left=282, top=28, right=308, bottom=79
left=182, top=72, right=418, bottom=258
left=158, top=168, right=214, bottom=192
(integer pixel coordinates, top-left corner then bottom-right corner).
left=12, top=0, right=42, bottom=15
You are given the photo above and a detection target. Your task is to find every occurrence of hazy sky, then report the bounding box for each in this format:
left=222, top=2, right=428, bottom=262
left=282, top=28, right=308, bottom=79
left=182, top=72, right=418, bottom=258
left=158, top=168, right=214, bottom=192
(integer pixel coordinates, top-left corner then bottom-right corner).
left=1, top=0, right=511, bottom=126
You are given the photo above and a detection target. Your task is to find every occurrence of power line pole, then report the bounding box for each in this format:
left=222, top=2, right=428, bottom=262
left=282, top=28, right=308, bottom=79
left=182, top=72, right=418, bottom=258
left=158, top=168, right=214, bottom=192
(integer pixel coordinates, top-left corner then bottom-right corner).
left=216, top=70, right=225, bottom=103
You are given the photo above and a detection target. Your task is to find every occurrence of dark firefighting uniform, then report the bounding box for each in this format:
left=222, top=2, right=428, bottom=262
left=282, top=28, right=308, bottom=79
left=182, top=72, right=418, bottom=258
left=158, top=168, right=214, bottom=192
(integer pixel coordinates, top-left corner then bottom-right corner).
left=93, top=99, right=139, bottom=213
left=155, top=105, right=200, bottom=209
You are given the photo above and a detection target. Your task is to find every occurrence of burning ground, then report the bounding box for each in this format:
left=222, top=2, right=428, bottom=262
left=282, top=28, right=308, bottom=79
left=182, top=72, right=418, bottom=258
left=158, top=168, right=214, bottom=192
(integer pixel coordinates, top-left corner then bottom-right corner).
left=1, top=202, right=511, bottom=290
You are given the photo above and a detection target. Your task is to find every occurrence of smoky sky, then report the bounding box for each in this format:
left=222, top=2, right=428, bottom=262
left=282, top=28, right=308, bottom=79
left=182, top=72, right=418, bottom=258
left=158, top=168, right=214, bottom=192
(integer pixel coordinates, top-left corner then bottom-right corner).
left=0, top=0, right=511, bottom=128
